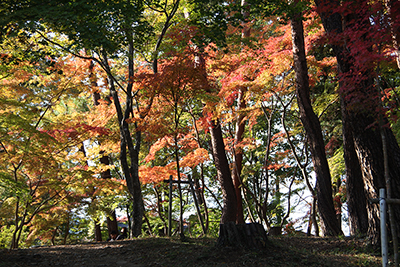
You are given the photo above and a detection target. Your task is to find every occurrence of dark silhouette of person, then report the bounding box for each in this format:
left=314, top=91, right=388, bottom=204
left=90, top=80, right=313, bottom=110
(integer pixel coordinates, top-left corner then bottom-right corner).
left=107, top=230, right=118, bottom=241
left=116, top=227, right=128, bottom=240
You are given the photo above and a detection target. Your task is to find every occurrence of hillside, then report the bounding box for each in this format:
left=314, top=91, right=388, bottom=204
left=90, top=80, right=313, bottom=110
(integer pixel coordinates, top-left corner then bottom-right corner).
left=0, top=236, right=382, bottom=267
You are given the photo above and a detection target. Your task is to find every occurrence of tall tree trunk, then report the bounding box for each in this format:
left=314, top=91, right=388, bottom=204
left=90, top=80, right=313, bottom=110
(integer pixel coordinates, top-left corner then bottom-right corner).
left=190, top=111, right=209, bottom=233
left=231, top=88, right=246, bottom=224
left=11, top=196, right=20, bottom=249
left=89, top=59, right=118, bottom=239
left=101, top=41, right=144, bottom=237
left=314, top=0, right=371, bottom=238
left=291, top=9, right=342, bottom=236
left=229, top=0, right=251, bottom=225
left=126, top=42, right=144, bottom=237
left=99, top=148, right=118, bottom=235
left=341, top=100, right=369, bottom=235
left=80, top=141, right=103, bottom=241
left=173, top=102, right=185, bottom=240
left=210, top=120, right=268, bottom=248
left=209, top=119, right=237, bottom=224
left=315, top=0, right=400, bottom=243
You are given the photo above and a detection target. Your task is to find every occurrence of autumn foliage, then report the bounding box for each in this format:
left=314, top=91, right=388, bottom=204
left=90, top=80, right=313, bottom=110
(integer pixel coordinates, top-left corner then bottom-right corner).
left=1, top=0, right=400, bottom=249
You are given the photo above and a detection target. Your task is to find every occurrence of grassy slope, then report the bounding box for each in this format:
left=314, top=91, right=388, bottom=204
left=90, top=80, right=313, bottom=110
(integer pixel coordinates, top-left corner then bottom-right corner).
left=0, top=236, right=382, bottom=267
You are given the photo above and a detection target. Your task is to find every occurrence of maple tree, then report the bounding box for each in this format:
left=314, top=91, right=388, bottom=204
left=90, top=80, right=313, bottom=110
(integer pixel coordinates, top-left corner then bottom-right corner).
left=0, top=34, right=106, bottom=248
left=0, top=0, right=187, bottom=238
left=202, top=8, right=294, bottom=229
left=135, top=23, right=213, bottom=237
left=1, top=0, right=400, bottom=252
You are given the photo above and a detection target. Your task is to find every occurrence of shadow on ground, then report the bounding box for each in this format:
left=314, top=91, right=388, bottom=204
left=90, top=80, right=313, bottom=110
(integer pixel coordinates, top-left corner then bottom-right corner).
left=0, top=236, right=381, bottom=267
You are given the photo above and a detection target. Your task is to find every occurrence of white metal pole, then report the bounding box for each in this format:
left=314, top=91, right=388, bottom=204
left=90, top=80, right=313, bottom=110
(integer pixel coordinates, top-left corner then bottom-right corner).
left=380, top=188, right=388, bottom=267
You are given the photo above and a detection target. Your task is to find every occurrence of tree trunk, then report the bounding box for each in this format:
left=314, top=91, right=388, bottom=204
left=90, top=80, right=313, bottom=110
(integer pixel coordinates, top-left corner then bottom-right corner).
left=102, top=42, right=144, bottom=238
left=231, top=87, right=246, bottom=224
left=209, top=120, right=268, bottom=247
left=350, top=112, right=399, bottom=243
left=191, top=112, right=210, bottom=233
left=125, top=42, right=144, bottom=237
left=314, top=0, right=372, bottom=238
left=94, top=222, right=102, bottom=242
left=307, top=195, right=319, bottom=236
left=229, top=0, right=251, bottom=225
left=341, top=100, right=369, bottom=235
left=217, top=222, right=267, bottom=249
left=174, top=105, right=185, bottom=241
left=315, top=0, right=400, bottom=243
left=11, top=196, right=21, bottom=249
left=209, top=119, right=237, bottom=224
left=291, top=9, right=342, bottom=236
left=80, top=141, right=104, bottom=242
left=107, top=210, right=119, bottom=236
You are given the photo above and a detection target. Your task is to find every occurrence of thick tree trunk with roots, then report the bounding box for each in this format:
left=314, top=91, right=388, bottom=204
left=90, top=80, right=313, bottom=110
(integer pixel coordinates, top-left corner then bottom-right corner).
left=217, top=222, right=268, bottom=249
left=210, top=119, right=268, bottom=248
left=291, top=11, right=342, bottom=236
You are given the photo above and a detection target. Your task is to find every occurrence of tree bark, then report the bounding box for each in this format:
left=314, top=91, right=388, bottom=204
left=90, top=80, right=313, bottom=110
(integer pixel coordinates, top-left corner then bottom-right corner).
left=209, top=119, right=237, bottom=224
left=291, top=10, right=342, bottom=236
left=313, top=0, right=371, bottom=238
left=229, top=0, right=251, bottom=225
left=315, top=0, right=400, bottom=243
left=107, top=210, right=119, bottom=237
left=209, top=119, right=268, bottom=248
left=231, top=87, right=246, bottom=224
left=190, top=111, right=210, bottom=233
left=126, top=42, right=144, bottom=237
left=341, top=100, right=369, bottom=235
left=217, top=222, right=267, bottom=249
left=102, top=42, right=144, bottom=237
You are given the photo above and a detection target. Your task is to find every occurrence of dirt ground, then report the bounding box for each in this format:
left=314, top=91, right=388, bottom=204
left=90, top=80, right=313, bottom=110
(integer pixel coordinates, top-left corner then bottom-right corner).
left=0, top=236, right=382, bottom=267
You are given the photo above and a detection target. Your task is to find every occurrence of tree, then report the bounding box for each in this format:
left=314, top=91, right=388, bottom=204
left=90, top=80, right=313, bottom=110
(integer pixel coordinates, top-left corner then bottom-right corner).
left=0, top=0, right=158, bottom=237
left=0, top=34, right=102, bottom=248
left=181, top=0, right=242, bottom=228
left=290, top=2, right=342, bottom=236
left=4, top=0, right=400, bottom=247
left=209, top=119, right=238, bottom=224
left=315, top=0, right=400, bottom=242
left=229, top=0, right=252, bottom=225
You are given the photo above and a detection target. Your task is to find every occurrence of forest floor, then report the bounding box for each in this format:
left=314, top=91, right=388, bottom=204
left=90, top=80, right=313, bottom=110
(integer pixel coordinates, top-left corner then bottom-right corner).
left=0, top=235, right=383, bottom=267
